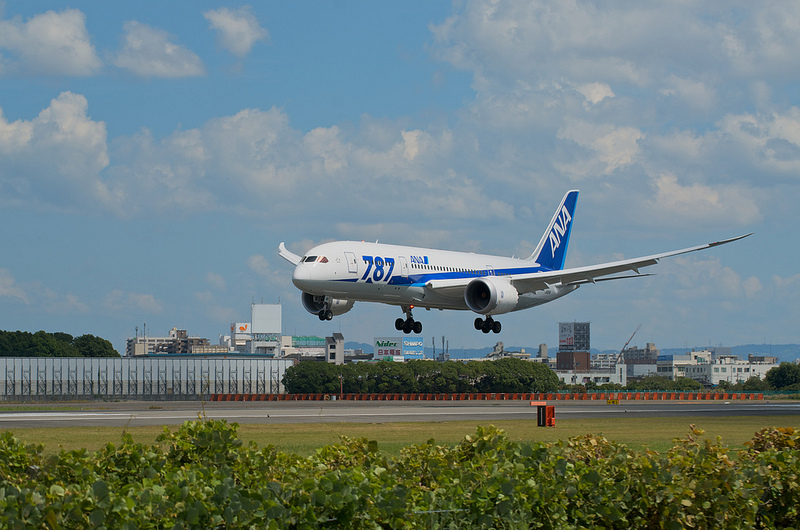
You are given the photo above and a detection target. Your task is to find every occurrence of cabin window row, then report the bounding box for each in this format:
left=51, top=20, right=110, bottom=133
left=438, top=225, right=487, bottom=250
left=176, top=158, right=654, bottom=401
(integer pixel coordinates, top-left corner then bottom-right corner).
left=410, top=262, right=489, bottom=275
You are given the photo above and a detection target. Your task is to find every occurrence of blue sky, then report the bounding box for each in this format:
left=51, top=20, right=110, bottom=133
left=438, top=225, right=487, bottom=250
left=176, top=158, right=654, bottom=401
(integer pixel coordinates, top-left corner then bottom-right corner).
left=1, top=1, right=798, bottom=355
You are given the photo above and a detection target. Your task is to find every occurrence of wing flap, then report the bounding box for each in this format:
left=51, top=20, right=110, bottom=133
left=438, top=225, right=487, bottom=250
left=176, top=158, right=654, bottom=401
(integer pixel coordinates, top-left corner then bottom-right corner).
left=425, top=278, right=470, bottom=298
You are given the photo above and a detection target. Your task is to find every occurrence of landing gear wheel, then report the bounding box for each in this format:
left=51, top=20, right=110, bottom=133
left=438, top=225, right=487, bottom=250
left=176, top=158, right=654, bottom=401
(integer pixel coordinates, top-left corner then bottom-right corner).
left=395, top=318, right=405, bottom=331
left=325, top=310, right=333, bottom=321
left=402, top=320, right=413, bottom=334
left=477, top=316, right=499, bottom=333
left=318, top=310, right=327, bottom=321
left=413, top=321, right=423, bottom=334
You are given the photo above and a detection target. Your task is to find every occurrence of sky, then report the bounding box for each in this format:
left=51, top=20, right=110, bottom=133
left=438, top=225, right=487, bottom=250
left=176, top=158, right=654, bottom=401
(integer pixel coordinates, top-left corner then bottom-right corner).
left=1, top=1, right=798, bottom=356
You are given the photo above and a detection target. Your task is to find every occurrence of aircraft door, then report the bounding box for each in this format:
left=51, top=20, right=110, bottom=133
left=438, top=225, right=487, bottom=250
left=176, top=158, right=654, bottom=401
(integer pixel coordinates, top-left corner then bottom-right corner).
left=344, top=252, right=358, bottom=274
left=398, top=256, right=409, bottom=278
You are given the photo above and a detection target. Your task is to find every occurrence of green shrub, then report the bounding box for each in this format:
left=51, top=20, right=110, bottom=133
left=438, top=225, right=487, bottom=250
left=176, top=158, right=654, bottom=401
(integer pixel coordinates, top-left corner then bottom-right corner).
left=1, top=420, right=800, bottom=528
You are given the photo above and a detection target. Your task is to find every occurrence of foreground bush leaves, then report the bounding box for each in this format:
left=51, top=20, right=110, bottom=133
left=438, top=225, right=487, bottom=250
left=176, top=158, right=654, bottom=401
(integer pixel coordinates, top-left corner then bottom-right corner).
left=1, top=420, right=799, bottom=529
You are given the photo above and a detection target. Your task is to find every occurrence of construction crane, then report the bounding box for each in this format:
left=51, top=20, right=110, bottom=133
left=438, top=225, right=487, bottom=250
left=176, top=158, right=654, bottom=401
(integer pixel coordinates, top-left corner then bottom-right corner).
left=615, top=324, right=641, bottom=365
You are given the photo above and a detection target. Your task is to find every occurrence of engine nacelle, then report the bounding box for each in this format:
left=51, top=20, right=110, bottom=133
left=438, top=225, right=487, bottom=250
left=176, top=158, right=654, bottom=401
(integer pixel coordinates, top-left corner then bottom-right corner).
left=464, top=277, right=520, bottom=315
left=301, top=292, right=354, bottom=316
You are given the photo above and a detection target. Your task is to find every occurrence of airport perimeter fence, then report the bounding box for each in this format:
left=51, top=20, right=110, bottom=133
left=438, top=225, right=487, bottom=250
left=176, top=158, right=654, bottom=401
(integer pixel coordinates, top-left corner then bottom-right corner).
left=0, top=357, right=293, bottom=401
left=207, top=391, right=765, bottom=402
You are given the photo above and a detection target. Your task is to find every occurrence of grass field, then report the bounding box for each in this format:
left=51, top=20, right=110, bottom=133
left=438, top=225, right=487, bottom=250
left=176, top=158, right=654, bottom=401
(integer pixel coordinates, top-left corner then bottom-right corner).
left=5, top=415, right=798, bottom=456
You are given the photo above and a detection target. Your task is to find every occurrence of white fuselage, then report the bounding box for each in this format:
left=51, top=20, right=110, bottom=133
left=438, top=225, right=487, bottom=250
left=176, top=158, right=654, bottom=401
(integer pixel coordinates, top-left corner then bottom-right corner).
left=292, top=240, right=576, bottom=312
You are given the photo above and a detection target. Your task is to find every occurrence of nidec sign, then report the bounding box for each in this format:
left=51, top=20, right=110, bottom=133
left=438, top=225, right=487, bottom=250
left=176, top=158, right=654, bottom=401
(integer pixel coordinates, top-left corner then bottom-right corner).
left=374, top=337, right=425, bottom=360
left=374, top=337, right=402, bottom=358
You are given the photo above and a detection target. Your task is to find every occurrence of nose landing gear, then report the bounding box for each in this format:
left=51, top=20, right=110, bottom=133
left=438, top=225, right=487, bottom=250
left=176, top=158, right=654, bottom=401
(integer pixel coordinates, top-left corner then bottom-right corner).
left=396, top=306, right=423, bottom=334
left=474, top=316, right=501, bottom=334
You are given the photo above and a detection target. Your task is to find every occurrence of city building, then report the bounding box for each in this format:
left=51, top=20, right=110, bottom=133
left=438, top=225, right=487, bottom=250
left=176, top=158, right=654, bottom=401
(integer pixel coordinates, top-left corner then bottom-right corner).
left=327, top=333, right=345, bottom=365
left=126, top=327, right=226, bottom=356
left=657, top=349, right=777, bottom=386
left=557, top=351, right=590, bottom=371
left=559, top=322, right=590, bottom=351
left=485, top=342, right=531, bottom=360
left=555, top=365, right=627, bottom=387
left=557, top=322, right=591, bottom=370
left=229, top=304, right=281, bottom=356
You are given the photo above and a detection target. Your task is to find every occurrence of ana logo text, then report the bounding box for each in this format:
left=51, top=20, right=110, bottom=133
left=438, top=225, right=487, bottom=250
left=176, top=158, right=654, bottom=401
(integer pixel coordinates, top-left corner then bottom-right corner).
left=548, top=205, right=572, bottom=258
left=409, top=255, right=429, bottom=265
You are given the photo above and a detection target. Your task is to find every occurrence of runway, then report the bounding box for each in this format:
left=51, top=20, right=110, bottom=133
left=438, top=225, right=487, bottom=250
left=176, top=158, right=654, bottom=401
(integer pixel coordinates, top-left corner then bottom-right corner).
left=1, top=399, right=798, bottom=428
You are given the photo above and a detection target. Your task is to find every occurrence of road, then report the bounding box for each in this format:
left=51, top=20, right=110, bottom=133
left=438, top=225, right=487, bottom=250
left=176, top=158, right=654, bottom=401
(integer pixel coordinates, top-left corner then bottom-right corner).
left=1, top=399, right=798, bottom=428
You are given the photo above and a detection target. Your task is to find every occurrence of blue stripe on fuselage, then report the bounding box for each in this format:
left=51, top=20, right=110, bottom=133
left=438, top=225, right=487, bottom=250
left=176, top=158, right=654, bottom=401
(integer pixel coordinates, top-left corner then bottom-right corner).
left=332, top=264, right=552, bottom=286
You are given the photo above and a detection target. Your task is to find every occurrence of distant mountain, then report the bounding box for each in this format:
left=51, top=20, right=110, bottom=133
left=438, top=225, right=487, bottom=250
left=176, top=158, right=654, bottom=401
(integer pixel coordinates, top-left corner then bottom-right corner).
left=348, top=341, right=800, bottom=362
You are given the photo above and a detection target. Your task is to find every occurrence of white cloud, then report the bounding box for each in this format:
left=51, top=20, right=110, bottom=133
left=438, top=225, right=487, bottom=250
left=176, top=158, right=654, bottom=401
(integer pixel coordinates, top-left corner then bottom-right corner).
left=206, top=272, right=227, bottom=291
left=0, top=269, right=28, bottom=303
left=433, top=1, right=800, bottom=86
left=773, top=273, right=800, bottom=294
left=650, top=174, right=761, bottom=225
left=204, top=6, right=268, bottom=57
left=104, top=290, right=164, bottom=314
left=304, top=126, right=349, bottom=173
left=108, top=107, right=511, bottom=226
left=716, top=108, right=800, bottom=175
left=556, top=121, right=643, bottom=177
left=0, top=92, right=114, bottom=211
left=660, top=75, right=717, bottom=111
left=742, top=276, right=763, bottom=299
left=114, top=21, right=205, bottom=78
left=247, top=255, right=287, bottom=288
left=41, top=291, right=90, bottom=315
left=0, top=9, right=101, bottom=76
left=664, top=256, right=757, bottom=302
left=721, top=3, right=800, bottom=76
left=576, top=82, right=615, bottom=107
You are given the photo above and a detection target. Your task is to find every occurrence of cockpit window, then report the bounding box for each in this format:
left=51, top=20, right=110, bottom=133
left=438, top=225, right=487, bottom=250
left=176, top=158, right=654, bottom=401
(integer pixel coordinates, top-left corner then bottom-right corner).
left=302, top=256, right=328, bottom=263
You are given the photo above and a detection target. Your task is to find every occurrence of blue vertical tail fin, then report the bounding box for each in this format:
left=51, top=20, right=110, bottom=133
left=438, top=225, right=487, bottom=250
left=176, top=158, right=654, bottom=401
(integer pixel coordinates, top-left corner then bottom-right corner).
left=527, top=190, right=579, bottom=270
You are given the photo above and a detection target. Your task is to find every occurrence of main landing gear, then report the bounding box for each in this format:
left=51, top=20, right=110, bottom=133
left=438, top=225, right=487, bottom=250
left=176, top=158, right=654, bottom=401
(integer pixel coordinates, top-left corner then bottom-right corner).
left=475, top=316, right=502, bottom=334
left=395, top=306, right=423, bottom=334
left=318, top=308, right=333, bottom=321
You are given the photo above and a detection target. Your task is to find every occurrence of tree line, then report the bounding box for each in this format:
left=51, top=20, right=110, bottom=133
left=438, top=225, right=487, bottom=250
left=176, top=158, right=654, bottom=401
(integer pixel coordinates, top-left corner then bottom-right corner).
left=284, top=358, right=800, bottom=395
left=0, top=330, right=119, bottom=358
left=283, top=358, right=560, bottom=395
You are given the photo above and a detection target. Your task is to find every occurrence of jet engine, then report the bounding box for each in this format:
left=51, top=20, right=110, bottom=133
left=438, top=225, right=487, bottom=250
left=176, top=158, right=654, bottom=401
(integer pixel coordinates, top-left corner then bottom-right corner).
left=464, top=277, right=519, bottom=315
left=301, top=292, right=354, bottom=316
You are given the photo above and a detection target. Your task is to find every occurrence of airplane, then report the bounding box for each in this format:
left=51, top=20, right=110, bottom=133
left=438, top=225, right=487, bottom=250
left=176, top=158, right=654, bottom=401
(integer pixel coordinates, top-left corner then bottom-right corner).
left=279, top=190, right=750, bottom=335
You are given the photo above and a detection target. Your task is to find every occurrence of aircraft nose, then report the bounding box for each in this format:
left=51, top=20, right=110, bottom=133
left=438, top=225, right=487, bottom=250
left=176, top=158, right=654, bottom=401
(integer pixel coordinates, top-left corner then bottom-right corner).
left=292, top=264, right=311, bottom=289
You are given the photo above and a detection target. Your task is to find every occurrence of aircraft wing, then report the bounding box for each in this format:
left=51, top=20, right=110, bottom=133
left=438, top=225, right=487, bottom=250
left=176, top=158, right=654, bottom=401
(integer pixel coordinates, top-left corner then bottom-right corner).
left=425, top=233, right=751, bottom=296
left=278, top=242, right=302, bottom=266
left=509, top=233, right=752, bottom=293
